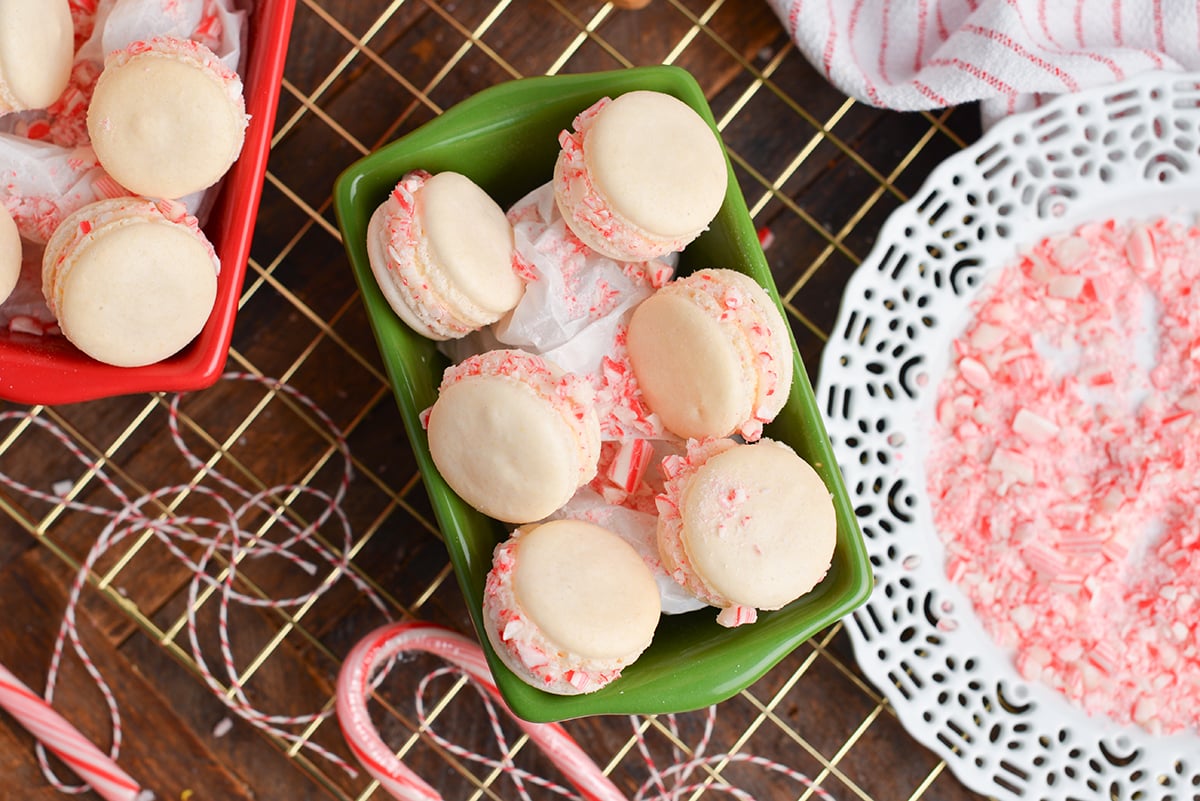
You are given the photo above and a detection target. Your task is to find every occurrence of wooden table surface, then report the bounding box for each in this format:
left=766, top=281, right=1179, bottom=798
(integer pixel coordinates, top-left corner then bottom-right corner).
left=0, top=1, right=992, bottom=799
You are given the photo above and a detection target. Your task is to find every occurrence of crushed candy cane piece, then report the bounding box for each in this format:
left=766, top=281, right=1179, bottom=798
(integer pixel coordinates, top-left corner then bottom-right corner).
left=927, top=216, right=1200, bottom=735
left=1011, top=407, right=1059, bottom=443
left=603, top=438, right=653, bottom=494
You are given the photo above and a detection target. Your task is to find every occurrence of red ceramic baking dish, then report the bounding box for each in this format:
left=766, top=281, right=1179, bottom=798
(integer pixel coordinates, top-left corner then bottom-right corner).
left=0, top=0, right=297, bottom=406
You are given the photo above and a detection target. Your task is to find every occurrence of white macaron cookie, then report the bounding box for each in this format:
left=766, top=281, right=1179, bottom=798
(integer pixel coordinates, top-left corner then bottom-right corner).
left=483, top=518, right=661, bottom=695
left=626, top=268, right=794, bottom=442
left=656, top=437, right=837, bottom=627
left=367, top=170, right=524, bottom=340
left=0, top=203, right=21, bottom=304
left=41, top=197, right=220, bottom=367
left=87, top=36, right=247, bottom=199
left=553, top=90, right=728, bottom=262
left=425, top=349, right=601, bottom=524
left=0, top=0, right=73, bottom=114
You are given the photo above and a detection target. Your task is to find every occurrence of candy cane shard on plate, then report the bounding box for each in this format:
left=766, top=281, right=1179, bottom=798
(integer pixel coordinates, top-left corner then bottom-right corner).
left=0, top=663, right=150, bottom=801
left=928, top=216, right=1200, bottom=735
left=335, top=621, right=627, bottom=801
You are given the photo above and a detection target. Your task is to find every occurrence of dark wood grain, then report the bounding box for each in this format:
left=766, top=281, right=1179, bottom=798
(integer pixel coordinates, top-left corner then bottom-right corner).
left=0, top=2, right=989, bottom=799
left=0, top=551, right=256, bottom=799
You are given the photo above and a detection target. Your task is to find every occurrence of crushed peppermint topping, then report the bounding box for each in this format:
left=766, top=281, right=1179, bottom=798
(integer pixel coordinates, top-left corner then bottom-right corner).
left=655, top=436, right=751, bottom=623
left=927, top=217, right=1200, bottom=736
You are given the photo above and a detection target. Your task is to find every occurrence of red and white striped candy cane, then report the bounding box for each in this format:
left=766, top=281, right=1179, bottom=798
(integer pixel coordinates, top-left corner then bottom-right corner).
left=336, top=621, right=627, bottom=801
left=0, top=664, right=149, bottom=801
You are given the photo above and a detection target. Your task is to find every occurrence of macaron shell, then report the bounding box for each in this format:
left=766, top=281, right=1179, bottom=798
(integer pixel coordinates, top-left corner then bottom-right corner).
left=427, top=376, right=581, bottom=524
left=585, top=90, right=726, bottom=239
left=365, top=201, right=442, bottom=340
left=88, top=53, right=245, bottom=199
left=420, top=171, right=522, bottom=316
left=551, top=152, right=633, bottom=258
left=57, top=220, right=218, bottom=367
left=511, top=519, right=660, bottom=660
left=711, top=268, right=794, bottom=421
left=626, top=288, right=750, bottom=440
left=681, top=440, right=836, bottom=610
left=0, top=0, right=73, bottom=111
left=0, top=203, right=21, bottom=303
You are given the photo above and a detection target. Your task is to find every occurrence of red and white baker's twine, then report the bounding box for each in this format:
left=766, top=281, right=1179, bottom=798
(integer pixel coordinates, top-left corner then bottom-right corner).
left=0, top=371, right=385, bottom=794
left=341, top=621, right=841, bottom=801
left=0, top=372, right=837, bottom=801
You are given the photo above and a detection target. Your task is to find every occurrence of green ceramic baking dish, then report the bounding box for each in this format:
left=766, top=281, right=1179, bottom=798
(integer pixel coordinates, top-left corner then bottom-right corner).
left=332, top=65, right=872, bottom=723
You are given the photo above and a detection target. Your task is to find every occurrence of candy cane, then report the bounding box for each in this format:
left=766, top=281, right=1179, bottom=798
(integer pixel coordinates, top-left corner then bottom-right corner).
left=0, top=664, right=150, bottom=801
left=335, top=621, right=627, bottom=801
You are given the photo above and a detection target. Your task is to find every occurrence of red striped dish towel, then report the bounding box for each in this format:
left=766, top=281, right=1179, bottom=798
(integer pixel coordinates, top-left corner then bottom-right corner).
left=767, top=0, right=1200, bottom=123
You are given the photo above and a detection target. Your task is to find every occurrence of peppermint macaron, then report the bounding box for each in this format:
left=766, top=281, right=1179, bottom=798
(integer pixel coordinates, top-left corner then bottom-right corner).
left=367, top=170, right=524, bottom=340
left=0, top=203, right=21, bottom=304
left=0, top=0, right=73, bottom=114
left=483, top=518, right=661, bottom=695
left=87, top=36, right=247, bottom=199
left=655, top=437, right=836, bottom=628
left=553, top=90, right=727, bottom=262
left=41, top=197, right=220, bottom=367
left=424, top=349, right=601, bottom=524
left=626, top=268, right=794, bottom=442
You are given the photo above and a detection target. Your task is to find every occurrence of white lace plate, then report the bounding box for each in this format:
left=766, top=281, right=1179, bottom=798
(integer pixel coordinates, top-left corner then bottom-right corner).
left=817, top=71, right=1200, bottom=801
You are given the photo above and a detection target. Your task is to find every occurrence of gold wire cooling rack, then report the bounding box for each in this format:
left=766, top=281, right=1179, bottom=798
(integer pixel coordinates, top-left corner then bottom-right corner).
left=0, top=0, right=991, bottom=798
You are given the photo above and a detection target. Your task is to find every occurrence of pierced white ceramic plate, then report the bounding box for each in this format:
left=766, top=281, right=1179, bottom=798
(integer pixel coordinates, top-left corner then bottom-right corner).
left=817, top=71, right=1200, bottom=801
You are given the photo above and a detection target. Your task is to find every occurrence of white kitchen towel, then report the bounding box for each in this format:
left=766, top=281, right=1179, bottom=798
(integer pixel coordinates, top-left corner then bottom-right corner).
left=767, top=0, right=1200, bottom=123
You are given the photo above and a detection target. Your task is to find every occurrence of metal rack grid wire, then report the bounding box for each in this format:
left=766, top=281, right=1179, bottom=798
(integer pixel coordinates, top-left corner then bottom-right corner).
left=0, top=0, right=989, bottom=799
